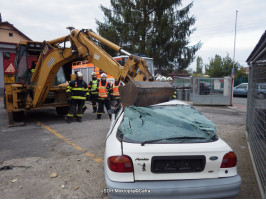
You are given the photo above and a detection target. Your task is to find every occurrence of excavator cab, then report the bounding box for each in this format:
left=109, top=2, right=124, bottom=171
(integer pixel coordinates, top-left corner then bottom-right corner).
left=15, top=41, right=67, bottom=86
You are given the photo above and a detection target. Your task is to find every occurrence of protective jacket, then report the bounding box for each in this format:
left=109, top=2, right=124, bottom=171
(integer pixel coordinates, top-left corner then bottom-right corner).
left=89, top=79, right=99, bottom=95
left=111, top=81, right=121, bottom=99
left=66, top=79, right=89, bottom=100
left=97, top=80, right=111, bottom=100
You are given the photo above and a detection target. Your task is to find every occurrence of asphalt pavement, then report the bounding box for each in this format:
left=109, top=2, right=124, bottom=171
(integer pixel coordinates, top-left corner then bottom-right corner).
left=233, top=96, right=247, bottom=111
left=0, top=98, right=261, bottom=199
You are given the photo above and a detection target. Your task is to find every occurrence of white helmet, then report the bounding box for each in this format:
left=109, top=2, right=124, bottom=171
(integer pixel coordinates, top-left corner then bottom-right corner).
left=167, top=77, right=173, bottom=82
left=161, top=76, right=167, bottom=82
left=77, top=71, right=83, bottom=77
left=101, top=73, right=107, bottom=78
left=156, top=76, right=161, bottom=81
left=91, top=72, right=96, bottom=76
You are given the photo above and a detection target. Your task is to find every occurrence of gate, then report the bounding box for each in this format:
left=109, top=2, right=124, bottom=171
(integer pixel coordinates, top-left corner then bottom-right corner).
left=192, top=77, right=232, bottom=105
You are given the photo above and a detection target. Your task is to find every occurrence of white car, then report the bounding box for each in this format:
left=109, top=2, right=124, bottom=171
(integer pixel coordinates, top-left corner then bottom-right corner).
left=104, top=100, right=241, bottom=198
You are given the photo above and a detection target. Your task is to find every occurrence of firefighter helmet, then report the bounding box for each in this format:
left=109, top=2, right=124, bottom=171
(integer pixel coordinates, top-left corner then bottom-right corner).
left=77, top=71, right=83, bottom=78
left=167, top=77, right=173, bottom=82
left=91, top=72, right=96, bottom=76
left=161, top=76, right=167, bottom=82
left=101, top=73, right=107, bottom=78
left=156, top=76, right=161, bottom=81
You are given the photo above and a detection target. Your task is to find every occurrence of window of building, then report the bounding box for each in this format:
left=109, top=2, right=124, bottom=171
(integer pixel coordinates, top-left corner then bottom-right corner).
left=3, top=52, right=10, bottom=59
left=9, top=32, right=13, bottom=37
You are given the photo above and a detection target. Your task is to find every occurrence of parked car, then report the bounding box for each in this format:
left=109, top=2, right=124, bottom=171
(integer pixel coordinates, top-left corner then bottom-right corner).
left=104, top=100, right=242, bottom=199
left=256, top=83, right=266, bottom=98
left=233, top=83, right=248, bottom=97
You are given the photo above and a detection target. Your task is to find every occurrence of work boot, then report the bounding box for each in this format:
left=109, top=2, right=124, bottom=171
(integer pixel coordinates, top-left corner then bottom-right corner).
left=67, top=116, right=72, bottom=123
left=76, top=116, right=82, bottom=122
left=82, top=106, right=87, bottom=114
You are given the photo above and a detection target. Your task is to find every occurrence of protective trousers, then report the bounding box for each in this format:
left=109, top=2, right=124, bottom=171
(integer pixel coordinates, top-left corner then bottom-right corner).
left=91, top=94, right=98, bottom=112
left=97, top=99, right=111, bottom=119
left=67, top=99, right=85, bottom=120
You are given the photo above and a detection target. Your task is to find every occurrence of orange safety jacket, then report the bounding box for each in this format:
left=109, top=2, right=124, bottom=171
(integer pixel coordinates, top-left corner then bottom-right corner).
left=98, top=81, right=109, bottom=99
left=112, top=82, right=121, bottom=97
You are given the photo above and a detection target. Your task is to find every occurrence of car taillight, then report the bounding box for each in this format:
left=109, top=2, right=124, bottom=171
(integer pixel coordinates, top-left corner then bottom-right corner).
left=220, top=151, right=237, bottom=168
left=108, top=155, right=134, bottom=173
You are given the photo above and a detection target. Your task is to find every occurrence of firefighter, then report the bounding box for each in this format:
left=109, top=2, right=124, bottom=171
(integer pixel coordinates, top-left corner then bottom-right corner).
left=30, top=61, right=37, bottom=74
left=110, top=79, right=121, bottom=112
left=97, top=73, right=111, bottom=119
left=66, top=71, right=89, bottom=123
left=167, top=77, right=177, bottom=99
left=88, top=72, right=99, bottom=113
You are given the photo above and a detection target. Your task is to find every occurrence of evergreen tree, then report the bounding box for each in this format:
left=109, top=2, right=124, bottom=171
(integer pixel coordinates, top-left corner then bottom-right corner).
left=196, top=56, right=203, bottom=74
left=96, top=0, right=201, bottom=73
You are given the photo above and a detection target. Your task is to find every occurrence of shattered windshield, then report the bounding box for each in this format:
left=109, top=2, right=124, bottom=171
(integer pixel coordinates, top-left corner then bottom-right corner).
left=117, top=105, right=217, bottom=144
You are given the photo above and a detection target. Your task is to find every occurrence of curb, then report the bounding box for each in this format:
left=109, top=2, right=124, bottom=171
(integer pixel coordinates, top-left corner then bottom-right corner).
left=229, top=104, right=247, bottom=112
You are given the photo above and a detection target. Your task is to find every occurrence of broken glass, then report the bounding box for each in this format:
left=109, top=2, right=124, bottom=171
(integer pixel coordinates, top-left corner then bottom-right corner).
left=117, top=105, right=217, bottom=144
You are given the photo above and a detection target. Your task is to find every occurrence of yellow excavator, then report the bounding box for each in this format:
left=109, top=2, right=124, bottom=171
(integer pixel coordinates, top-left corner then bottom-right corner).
left=4, top=28, right=174, bottom=126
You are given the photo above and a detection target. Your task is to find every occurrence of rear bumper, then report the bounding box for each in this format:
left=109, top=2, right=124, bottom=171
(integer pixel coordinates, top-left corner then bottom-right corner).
left=105, top=174, right=241, bottom=199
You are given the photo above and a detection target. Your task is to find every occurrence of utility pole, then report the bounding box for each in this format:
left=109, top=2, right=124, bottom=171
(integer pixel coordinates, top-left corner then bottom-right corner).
left=231, top=10, right=238, bottom=106
left=233, top=10, right=238, bottom=65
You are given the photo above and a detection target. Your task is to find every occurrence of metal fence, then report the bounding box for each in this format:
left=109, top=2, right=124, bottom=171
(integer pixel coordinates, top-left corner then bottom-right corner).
left=192, top=77, right=232, bottom=105
left=172, top=77, right=232, bottom=105
left=172, top=77, right=192, bottom=101
left=246, top=31, right=266, bottom=198
left=246, top=62, right=266, bottom=198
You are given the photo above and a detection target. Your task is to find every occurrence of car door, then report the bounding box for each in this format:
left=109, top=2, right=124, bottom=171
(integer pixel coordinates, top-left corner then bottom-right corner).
left=234, top=84, right=248, bottom=96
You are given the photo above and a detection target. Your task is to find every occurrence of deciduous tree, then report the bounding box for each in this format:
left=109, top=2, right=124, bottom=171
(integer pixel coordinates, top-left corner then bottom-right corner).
left=205, top=54, right=246, bottom=78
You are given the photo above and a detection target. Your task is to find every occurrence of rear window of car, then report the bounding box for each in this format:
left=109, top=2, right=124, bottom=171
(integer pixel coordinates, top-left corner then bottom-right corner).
left=117, top=105, right=217, bottom=144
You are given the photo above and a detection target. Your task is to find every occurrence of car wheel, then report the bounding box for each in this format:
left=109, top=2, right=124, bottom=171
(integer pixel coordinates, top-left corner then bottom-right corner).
left=13, top=111, right=25, bottom=121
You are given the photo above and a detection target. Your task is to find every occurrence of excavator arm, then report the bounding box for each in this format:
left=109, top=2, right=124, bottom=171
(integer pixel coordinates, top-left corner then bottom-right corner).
left=31, top=29, right=174, bottom=108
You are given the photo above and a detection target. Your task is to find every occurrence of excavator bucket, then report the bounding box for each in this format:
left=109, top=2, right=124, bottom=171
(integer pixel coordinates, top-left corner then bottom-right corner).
left=119, top=81, right=175, bottom=107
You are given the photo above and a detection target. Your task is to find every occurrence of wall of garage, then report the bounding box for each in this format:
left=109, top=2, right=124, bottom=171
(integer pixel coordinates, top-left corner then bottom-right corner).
left=246, top=30, right=266, bottom=199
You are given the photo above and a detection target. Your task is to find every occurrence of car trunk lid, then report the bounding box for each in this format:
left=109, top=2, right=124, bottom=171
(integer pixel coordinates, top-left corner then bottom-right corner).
left=122, top=139, right=231, bottom=181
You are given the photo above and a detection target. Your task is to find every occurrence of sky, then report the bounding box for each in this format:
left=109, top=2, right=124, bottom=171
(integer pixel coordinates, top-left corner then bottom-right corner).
left=1, top=0, right=265, bottom=71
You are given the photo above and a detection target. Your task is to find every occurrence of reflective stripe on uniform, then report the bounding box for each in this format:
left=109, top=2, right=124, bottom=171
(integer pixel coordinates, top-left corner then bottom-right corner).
left=71, top=88, right=88, bottom=91
left=71, top=96, right=86, bottom=100
left=173, top=91, right=177, bottom=99
left=66, top=86, right=72, bottom=93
